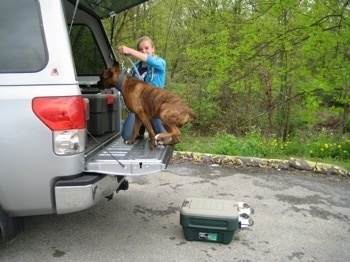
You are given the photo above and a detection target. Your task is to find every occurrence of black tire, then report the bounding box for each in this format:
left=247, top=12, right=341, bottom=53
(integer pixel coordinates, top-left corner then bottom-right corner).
left=0, top=206, right=24, bottom=244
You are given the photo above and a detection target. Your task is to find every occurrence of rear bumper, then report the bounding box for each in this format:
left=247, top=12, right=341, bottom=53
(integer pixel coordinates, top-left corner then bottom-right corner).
left=54, top=173, right=124, bottom=214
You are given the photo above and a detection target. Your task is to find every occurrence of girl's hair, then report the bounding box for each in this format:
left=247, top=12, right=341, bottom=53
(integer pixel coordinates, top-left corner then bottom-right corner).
left=136, top=36, right=155, bottom=51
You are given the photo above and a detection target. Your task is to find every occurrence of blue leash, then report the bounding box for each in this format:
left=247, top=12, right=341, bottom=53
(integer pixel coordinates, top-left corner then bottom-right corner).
left=115, top=69, right=126, bottom=92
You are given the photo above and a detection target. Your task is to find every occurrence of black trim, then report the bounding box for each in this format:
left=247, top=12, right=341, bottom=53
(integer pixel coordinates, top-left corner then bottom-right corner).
left=163, top=145, right=174, bottom=168
left=55, top=173, right=105, bottom=187
left=67, top=0, right=149, bottom=19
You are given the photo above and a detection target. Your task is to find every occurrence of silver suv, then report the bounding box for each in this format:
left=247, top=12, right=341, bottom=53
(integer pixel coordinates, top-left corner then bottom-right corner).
left=0, top=0, right=172, bottom=243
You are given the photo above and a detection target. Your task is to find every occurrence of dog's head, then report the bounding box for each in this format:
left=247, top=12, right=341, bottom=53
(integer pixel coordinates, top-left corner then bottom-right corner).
left=97, top=61, right=122, bottom=89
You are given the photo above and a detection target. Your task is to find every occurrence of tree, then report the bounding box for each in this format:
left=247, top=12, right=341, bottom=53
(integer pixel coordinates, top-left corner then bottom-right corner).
left=107, top=0, right=350, bottom=138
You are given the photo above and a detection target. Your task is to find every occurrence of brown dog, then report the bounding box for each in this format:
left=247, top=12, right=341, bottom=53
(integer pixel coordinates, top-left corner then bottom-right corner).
left=99, top=62, right=196, bottom=149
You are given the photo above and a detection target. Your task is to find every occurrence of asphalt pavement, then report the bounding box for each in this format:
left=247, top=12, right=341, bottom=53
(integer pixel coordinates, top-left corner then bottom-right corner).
left=0, top=161, right=349, bottom=262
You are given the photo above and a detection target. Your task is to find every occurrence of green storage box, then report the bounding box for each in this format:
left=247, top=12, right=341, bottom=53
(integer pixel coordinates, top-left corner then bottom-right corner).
left=180, top=197, right=239, bottom=244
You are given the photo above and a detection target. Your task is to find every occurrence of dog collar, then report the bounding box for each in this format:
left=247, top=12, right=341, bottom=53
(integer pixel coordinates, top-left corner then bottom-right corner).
left=115, top=69, right=126, bottom=92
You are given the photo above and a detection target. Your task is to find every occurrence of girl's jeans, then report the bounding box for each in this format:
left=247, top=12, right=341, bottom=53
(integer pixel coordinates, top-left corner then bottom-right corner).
left=121, top=112, right=166, bottom=141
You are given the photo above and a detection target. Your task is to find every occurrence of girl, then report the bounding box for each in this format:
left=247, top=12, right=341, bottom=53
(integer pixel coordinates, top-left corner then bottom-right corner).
left=118, top=36, right=167, bottom=142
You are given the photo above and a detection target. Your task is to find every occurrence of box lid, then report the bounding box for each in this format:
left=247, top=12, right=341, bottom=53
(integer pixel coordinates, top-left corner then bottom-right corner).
left=180, top=197, right=238, bottom=220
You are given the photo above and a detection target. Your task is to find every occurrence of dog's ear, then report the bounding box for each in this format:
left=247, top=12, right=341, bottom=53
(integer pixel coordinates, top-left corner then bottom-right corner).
left=112, top=61, right=120, bottom=69
left=103, top=68, right=114, bottom=79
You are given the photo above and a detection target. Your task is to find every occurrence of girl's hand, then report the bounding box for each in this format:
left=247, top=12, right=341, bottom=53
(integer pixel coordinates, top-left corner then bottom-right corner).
left=118, top=46, right=131, bottom=55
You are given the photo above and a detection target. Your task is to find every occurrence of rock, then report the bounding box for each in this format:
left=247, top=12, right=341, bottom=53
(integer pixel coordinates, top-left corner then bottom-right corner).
left=173, top=151, right=349, bottom=177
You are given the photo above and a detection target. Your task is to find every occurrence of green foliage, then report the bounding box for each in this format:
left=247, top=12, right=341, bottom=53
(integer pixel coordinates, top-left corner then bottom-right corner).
left=176, top=129, right=350, bottom=170
left=109, top=0, right=350, bottom=139
left=307, top=131, right=350, bottom=160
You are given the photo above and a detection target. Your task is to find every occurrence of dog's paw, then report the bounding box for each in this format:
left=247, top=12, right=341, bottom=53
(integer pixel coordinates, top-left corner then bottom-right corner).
left=162, top=137, right=172, bottom=143
left=148, top=139, right=157, bottom=150
left=125, top=140, right=134, bottom=145
left=155, top=134, right=172, bottom=142
left=155, top=134, right=172, bottom=145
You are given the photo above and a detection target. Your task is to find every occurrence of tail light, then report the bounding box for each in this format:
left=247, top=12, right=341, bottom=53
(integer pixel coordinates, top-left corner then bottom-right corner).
left=32, top=96, right=86, bottom=155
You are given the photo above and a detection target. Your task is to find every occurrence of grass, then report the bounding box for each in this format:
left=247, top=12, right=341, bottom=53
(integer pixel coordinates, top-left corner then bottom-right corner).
left=174, top=129, right=350, bottom=171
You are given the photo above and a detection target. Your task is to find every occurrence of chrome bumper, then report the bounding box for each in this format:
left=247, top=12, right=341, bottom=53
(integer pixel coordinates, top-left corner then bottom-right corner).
left=54, top=173, right=122, bottom=214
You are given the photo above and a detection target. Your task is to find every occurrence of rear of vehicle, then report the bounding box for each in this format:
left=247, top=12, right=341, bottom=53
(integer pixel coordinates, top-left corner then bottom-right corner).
left=0, top=0, right=172, bottom=243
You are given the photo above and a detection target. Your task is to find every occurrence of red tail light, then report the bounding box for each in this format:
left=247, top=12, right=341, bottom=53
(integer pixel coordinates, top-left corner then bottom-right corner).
left=32, top=96, right=86, bottom=130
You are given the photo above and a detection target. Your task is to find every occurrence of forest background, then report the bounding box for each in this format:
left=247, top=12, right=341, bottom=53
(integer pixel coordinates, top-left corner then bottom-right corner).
left=104, top=0, right=350, bottom=169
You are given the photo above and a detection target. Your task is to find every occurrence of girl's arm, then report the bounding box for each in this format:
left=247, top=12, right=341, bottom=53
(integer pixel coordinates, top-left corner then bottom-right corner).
left=118, top=45, right=165, bottom=72
left=146, top=55, right=166, bottom=72
left=118, top=46, right=147, bottom=62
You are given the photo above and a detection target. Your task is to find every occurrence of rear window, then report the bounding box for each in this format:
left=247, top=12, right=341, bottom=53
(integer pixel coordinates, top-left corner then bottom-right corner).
left=0, top=0, right=47, bottom=73
left=70, top=25, right=105, bottom=75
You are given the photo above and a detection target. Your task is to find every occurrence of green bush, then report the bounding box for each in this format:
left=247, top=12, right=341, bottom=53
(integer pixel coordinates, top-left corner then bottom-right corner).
left=175, top=129, right=350, bottom=170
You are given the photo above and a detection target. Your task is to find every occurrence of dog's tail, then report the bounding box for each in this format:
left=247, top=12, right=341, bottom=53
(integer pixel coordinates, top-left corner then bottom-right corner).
left=180, top=108, right=196, bottom=125
left=188, top=108, right=197, bottom=119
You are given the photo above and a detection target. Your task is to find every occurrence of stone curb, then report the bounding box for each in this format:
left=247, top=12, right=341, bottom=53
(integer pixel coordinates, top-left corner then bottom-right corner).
left=172, top=151, right=350, bottom=177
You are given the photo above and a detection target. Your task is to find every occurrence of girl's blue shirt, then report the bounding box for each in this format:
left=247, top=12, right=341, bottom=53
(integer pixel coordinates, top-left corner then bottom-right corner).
left=130, top=55, right=166, bottom=88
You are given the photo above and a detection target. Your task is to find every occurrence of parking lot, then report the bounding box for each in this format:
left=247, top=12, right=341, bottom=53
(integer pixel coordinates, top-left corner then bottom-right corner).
left=1, top=161, right=349, bottom=261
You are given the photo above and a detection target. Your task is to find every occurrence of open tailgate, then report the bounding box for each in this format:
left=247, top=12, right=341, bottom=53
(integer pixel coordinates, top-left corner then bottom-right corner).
left=85, top=136, right=173, bottom=176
